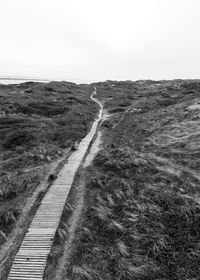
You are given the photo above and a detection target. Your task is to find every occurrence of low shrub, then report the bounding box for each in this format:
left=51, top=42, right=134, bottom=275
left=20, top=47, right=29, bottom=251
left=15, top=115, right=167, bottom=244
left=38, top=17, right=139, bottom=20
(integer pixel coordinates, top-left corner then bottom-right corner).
left=52, top=129, right=85, bottom=143
left=16, top=102, right=69, bottom=117
left=3, top=129, right=35, bottom=149
left=0, top=209, right=20, bottom=245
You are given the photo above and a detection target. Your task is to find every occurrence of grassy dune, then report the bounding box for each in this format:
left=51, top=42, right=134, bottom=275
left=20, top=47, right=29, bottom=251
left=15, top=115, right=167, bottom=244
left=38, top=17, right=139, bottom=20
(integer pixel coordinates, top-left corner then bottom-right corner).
left=65, top=80, right=200, bottom=280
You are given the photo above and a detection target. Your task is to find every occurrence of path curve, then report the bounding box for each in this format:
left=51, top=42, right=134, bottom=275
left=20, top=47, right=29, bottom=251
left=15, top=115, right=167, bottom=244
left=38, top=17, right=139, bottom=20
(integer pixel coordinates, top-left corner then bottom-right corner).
left=7, top=88, right=102, bottom=280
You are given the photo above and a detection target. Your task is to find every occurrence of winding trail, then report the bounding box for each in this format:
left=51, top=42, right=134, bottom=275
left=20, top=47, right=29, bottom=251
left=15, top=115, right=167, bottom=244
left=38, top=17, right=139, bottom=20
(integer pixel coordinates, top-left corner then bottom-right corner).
left=7, top=88, right=103, bottom=280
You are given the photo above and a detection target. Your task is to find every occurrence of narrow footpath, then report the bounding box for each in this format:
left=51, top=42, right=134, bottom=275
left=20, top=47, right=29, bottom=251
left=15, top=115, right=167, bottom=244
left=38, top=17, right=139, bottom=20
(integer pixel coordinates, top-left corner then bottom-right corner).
left=7, top=88, right=102, bottom=280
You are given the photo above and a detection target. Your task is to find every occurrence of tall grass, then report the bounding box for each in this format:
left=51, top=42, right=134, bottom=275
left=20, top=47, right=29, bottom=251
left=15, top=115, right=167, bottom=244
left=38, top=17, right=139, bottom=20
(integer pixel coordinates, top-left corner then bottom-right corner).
left=65, top=147, right=200, bottom=280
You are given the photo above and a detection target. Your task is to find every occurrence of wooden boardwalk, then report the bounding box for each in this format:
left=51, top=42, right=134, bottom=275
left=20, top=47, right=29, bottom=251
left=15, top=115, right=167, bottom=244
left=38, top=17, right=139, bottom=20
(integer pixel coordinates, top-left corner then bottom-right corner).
left=7, top=91, right=102, bottom=280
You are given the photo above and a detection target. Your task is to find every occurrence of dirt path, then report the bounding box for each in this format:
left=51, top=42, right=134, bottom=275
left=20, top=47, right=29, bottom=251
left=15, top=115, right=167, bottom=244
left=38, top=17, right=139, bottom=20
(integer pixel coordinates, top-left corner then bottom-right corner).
left=6, top=88, right=103, bottom=280
left=49, top=134, right=103, bottom=280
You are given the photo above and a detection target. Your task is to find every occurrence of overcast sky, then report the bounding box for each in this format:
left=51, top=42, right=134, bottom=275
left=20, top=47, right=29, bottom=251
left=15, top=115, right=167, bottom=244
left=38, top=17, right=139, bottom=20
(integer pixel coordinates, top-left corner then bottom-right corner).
left=0, top=0, right=200, bottom=83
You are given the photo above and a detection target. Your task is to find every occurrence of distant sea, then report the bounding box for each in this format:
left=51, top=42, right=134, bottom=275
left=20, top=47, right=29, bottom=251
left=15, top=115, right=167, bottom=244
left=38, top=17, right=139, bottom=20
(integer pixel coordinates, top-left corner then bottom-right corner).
left=0, top=78, right=50, bottom=85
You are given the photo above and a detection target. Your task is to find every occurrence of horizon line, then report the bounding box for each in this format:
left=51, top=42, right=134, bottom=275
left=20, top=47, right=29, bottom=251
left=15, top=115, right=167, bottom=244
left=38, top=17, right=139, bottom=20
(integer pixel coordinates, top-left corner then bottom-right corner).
left=0, top=76, right=200, bottom=84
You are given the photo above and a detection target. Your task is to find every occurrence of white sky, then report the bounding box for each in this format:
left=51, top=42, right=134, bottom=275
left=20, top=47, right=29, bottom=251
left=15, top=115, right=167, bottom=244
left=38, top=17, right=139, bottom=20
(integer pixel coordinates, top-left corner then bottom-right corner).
left=0, top=0, right=200, bottom=83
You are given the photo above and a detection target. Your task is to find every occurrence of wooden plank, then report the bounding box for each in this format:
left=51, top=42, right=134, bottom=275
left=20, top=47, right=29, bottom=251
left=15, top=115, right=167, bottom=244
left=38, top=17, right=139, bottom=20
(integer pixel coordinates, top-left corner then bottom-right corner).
left=8, top=276, right=43, bottom=280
